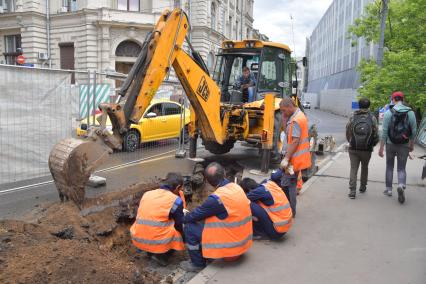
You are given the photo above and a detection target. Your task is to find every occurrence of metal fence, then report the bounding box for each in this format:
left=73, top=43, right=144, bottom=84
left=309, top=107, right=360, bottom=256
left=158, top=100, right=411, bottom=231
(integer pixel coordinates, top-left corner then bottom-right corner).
left=0, top=64, right=186, bottom=190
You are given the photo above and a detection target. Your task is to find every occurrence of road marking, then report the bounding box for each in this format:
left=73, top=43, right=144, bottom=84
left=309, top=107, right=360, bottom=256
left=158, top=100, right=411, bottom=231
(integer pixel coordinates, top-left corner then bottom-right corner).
left=0, top=151, right=177, bottom=195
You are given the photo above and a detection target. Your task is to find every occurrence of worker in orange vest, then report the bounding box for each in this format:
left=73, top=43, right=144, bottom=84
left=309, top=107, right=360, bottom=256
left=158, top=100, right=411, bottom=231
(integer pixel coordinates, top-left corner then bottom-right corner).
left=279, top=97, right=312, bottom=217
left=180, top=162, right=253, bottom=272
left=239, top=177, right=293, bottom=240
left=130, top=172, right=185, bottom=266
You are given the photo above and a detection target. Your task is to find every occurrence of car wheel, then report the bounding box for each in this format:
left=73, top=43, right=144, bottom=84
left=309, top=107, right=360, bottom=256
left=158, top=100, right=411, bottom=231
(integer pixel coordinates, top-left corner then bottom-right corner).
left=123, top=130, right=140, bottom=152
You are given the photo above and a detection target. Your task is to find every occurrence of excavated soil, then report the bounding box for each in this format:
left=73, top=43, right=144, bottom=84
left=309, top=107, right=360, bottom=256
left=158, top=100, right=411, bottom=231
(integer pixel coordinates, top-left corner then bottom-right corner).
left=0, top=182, right=188, bottom=284
left=0, top=162, right=245, bottom=284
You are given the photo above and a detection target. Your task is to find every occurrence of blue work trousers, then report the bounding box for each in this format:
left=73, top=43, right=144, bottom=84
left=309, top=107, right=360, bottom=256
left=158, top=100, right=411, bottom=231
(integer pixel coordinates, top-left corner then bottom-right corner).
left=184, top=222, right=206, bottom=267
left=251, top=202, right=285, bottom=240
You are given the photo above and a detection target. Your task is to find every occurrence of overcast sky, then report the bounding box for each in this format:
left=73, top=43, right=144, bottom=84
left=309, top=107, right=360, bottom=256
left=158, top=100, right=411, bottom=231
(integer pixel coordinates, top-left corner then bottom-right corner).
left=253, top=0, right=333, bottom=57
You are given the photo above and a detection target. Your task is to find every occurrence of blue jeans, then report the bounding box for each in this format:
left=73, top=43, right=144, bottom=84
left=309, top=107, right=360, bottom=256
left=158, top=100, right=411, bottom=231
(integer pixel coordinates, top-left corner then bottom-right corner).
left=251, top=202, right=285, bottom=240
left=248, top=87, right=255, bottom=102
left=184, top=222, right=206, bottom=267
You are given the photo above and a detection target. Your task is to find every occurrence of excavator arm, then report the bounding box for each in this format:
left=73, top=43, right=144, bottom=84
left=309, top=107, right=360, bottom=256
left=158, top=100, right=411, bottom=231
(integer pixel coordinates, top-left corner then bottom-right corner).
left=48, top=9, right=224, bottom=206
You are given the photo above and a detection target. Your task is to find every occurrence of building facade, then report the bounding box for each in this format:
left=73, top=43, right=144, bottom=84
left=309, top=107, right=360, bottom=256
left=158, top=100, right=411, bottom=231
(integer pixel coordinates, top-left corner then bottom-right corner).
left=307, top=0, right=376, bottom=94
left=0, top=0, right=254, bottom=76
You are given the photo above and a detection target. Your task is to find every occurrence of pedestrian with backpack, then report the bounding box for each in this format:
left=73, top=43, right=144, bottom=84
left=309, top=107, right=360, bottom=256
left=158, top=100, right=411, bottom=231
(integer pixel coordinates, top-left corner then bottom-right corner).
left=346, top=97, right=379, bottom=199
left=379, top=91, right=417, bottom=204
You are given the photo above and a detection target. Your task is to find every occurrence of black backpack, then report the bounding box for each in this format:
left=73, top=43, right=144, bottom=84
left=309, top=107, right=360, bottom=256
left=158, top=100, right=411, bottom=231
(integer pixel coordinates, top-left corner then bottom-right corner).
left=388, top=109, right=412, bottom=144
left=350, top=112, right=374, bottom=150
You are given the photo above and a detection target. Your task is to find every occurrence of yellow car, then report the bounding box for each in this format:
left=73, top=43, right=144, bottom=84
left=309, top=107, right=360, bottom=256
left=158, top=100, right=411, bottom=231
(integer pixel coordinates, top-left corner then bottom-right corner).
left=77, top=99, right=190, bottom=152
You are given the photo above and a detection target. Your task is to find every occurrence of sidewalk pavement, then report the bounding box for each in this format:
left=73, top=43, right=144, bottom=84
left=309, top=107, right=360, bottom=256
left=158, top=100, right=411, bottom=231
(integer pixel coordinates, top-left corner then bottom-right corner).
left=189, top=146, right=426, bottom=284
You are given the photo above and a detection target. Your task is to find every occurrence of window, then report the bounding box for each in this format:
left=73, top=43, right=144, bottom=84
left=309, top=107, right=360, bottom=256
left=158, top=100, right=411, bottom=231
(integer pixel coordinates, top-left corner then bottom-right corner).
left=235, top=20, right=239, bottom=39
left=59, top=42, right=75, bottom=83
left=118, top=0, right=139, bottom=11
left=115, top=40, right=142, bottom=57
left=145, top=104, right=163, bottom=117
left=207, top=52, right=215, bottom=72
left=0, top=0, right=15, bottom=12
left=211, top=2, right=216, bottom=31
left=3, top=34, right=21, bottom=65
left=163, top=103, right=181, bottom=116
left=62, top=0, right=77, bottom=12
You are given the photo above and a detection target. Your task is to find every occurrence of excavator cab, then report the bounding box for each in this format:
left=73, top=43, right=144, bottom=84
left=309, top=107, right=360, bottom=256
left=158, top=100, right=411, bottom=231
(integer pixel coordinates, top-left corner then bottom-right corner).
left=213, top=40, right=292, bottom=104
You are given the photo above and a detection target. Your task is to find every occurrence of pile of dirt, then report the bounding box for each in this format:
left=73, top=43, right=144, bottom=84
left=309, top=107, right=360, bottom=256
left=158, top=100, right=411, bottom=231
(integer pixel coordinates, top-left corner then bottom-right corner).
left=0, top=182, right=185, bottom=284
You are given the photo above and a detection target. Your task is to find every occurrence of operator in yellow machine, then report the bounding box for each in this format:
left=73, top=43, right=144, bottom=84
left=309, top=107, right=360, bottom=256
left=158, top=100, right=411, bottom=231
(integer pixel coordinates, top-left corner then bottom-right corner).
left=234, top=66, right=257, bottom=103
left=180, top=162, right=253, bottom=272
left=130, top=172, right=185, bottom=266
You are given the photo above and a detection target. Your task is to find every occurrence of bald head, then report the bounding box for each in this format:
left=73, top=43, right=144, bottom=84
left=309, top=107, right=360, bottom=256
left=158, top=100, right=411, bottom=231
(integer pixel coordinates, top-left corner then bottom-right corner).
left=280, top=96, right=297, bottom=117
left=204, top=162, right=225, bottom=187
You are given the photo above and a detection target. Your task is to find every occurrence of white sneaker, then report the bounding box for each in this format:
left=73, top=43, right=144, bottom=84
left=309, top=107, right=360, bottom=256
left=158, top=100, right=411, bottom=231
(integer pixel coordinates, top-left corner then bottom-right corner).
left=383, top=189, right=392, bottom=197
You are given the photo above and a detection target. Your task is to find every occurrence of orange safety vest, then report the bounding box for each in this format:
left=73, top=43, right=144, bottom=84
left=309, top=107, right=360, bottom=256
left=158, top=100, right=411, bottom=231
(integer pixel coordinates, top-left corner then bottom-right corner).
left=259, top=181, right=293, bottom=233
left=130, top=189, right=185, bottom=253
left=288, top=110, right=312, bottom=171
left=202, top=183, right=253, bottom=259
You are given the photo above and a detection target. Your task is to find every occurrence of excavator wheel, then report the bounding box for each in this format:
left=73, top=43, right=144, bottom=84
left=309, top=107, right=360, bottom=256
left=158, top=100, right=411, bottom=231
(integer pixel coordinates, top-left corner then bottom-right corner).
left=48, top=138, right=112, bottom=206
left=203, top=139, right=235, bottom=155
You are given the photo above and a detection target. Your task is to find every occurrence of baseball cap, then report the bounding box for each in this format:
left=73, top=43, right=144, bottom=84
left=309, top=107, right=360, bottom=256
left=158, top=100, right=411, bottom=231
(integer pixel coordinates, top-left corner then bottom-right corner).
left=391, top=91, right=404, bottom=100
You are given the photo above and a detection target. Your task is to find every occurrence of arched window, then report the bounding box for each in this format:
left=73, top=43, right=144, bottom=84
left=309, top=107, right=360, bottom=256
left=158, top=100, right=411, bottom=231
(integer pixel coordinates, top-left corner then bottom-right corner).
left=115, top=40, right=141, bottom=57
left=207, top=52, right=215, bottom=72
left=211, top=2, right=216, bottom=31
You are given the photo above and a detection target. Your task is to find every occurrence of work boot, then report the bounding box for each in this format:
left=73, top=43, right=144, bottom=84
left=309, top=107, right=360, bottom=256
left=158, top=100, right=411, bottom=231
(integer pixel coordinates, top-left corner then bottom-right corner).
left=383, top=189, right=392, bottom=197
left=348, top=190, right=356, bottom=199
left=359, top=186, right=367, bottom=193
left=180, top=260, right=204, bottom=272
left=151, top=254, right=168, bottom=267
left=397, top=186, right=405, bottom=204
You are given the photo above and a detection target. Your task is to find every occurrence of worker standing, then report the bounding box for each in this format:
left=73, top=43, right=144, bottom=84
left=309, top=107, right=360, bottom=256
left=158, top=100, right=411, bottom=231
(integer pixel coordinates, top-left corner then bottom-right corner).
left=279, top=97, right=312, bottom=217
left=239, top=177, right=293, bottom=240
left=180, top=162, right=253, bottom=272
left=130, top=173, right=185, bottom=266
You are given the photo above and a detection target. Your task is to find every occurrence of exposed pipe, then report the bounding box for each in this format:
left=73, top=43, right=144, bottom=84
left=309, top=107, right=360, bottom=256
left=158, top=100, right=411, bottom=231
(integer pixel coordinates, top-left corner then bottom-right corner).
left=46, top=0, right=51, bottom=68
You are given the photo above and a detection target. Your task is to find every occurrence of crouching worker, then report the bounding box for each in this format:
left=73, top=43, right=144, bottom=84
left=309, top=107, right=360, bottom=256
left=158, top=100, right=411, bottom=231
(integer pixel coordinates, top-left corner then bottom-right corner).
left=240, top=177, right=293, bottom=240
left=180, top=162, right=253, bottom=272
left=130, top=172, right=185, bottom=266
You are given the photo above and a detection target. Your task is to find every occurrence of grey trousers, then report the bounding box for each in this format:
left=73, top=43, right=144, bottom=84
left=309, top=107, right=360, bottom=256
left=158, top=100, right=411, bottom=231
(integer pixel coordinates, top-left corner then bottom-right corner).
left=349, top=150, right=372, bottom=192
left=281, top=172, right=298, bottom=217
left=386, top=143, right=409, bottom=190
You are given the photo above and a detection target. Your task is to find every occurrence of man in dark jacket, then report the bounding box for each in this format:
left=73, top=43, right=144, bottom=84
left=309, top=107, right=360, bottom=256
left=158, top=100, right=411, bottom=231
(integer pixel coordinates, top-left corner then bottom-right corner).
left=346, top=97, right=379, bottom=199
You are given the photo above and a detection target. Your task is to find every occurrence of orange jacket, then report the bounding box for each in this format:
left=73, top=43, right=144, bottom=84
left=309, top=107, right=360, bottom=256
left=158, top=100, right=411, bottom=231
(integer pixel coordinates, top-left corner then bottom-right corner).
left=288, top=110, right=312, bottom=171
left=260, top=181, right=293, bottom=233
left=130, top=189, right=185, bottom=253
left=202, top=183, right=253, bottom=259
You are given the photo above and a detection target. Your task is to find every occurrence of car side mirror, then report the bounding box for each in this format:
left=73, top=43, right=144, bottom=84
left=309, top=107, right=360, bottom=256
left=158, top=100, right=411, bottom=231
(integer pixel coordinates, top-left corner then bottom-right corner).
left=145, top=112, right=157, bottom=118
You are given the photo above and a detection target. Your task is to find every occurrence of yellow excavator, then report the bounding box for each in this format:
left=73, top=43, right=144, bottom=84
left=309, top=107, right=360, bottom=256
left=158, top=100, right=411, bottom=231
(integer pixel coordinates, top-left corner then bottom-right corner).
left=48, top=8, right=298, bottom=205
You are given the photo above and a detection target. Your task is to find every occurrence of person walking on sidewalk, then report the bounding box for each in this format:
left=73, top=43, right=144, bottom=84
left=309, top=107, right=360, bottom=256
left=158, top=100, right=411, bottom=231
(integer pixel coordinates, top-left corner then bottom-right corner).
left=346, top=97, right=379, bottom=199
left=379, top=91, right=417, bottom=204
left=279, top=97, right=311, bottom=217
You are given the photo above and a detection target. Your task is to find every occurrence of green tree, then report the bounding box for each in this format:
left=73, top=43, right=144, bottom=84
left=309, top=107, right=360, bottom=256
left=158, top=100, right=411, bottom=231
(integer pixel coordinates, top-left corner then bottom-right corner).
left=349, top=0, right=426, bottom=111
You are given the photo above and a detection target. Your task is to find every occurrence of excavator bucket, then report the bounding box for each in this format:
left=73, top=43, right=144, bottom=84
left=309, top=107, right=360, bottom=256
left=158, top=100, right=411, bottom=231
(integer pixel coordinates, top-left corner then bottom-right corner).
left=48, top=138, right=112, bottom=207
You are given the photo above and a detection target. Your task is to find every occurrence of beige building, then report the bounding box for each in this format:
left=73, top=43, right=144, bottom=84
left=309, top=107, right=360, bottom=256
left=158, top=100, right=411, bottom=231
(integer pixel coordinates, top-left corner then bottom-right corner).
left=0, top=0, right=255, bottom=76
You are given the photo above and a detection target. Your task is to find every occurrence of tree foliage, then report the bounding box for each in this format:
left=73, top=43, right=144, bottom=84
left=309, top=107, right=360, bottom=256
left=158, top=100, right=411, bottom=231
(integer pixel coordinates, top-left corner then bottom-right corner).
left=349, top=0, right=426, bottom=111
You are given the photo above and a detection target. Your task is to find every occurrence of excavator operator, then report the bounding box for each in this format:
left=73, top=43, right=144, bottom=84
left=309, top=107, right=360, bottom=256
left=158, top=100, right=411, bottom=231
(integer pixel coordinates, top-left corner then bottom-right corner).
left=234, top=66, right=257, bottom=103
left=130, top=172, right=185, bottom=266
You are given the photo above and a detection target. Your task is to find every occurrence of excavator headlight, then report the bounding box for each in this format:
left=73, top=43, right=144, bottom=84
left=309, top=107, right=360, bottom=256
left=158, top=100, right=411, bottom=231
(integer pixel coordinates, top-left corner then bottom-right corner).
left=245, top=42, right=255, bottom=48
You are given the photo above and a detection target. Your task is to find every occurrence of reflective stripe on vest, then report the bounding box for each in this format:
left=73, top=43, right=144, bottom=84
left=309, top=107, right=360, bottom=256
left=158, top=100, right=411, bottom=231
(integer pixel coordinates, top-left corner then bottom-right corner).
left=130, top=189, right=185, bottom=253
left=288, top=110, right=312, bottom=171
left=259, top=181, right=293, bottom=233
left=203, top=234, right=253, bottom=249
left=202, top=183, right=253, bottom=259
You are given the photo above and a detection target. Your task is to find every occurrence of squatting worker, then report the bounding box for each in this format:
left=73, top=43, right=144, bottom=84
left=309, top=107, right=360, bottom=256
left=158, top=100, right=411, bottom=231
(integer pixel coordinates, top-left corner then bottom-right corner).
left=239, top=176, right=293, bottom=240
left=130, top=173, right=185, bottom=266
left=279, top=97, right=311, bottom=217
left=234, top=66, right=256, bottom=103
left=180, top=162, right=253, bottom=272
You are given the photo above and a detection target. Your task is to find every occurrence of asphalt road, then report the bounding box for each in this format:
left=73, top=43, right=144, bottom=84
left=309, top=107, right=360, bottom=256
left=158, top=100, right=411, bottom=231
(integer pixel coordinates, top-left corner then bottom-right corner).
left=0, top=110, right=348, bottom=220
